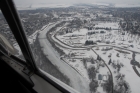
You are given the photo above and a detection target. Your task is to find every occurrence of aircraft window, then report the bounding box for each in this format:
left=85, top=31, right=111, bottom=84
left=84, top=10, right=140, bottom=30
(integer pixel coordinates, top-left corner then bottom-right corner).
left=0, top=10, right=25, bottom=60
left=13, top=0, right=140, bottom=93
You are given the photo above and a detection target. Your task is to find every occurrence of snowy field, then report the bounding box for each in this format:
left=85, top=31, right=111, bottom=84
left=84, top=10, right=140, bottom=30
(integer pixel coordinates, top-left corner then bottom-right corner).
left=54, top=21, right=140, bottom=93
left=56, top=22, right=140, bottom=53
left=60, top=47, right=110, bottom=93
left=93, top=46, right=140, bottom=93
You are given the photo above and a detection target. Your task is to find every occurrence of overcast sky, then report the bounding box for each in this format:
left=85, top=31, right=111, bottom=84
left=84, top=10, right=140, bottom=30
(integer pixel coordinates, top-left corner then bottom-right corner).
left=14, top=0, right=140, bottom=6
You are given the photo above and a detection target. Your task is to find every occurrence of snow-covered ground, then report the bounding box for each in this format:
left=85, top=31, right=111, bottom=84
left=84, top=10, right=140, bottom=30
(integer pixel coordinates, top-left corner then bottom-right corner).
left=54, top=21, right=140, bottom=92
left=93, top=46, right=140, bottom=93
left=56, top=22, right=140, bottom=53
left=54, top=28, right=87, bottom=48
left=62, top=49, right=96, bottom=81
left=51, top=24, right=111, bottom=93
left=56, top=22, right=120, bottom=47
left=59, top=45, right=109, bottom=93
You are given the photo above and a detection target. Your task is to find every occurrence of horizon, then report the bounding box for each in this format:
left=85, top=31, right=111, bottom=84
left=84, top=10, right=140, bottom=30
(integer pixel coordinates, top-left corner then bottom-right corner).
left=14, top=0, right=140, bottom=6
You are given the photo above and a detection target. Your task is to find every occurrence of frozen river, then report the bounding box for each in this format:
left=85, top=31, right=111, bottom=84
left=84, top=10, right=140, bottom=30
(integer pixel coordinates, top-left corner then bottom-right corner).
left=38, top=22, right=90, bottom=93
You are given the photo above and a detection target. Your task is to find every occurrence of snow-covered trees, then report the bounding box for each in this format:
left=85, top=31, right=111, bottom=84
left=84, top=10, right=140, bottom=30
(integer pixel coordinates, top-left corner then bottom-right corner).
left=114, top=73, right=131, bottom=93
left=88, top=66, right=96, bottom=81
left=89, top=80, right=99, bottom=93
left=85, top=40, right=95, bottom=45
left=88, top=66, right=99, bottom=93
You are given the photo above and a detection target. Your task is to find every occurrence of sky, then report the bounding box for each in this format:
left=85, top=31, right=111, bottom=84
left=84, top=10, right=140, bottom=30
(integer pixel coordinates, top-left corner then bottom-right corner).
left=14, top=0, right=140, bottom=6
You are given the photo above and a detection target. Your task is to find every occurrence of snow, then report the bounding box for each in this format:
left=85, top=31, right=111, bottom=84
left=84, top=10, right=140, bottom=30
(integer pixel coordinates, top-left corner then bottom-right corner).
left=55, top=28, right=88, bottom=47
left=93, top=46, right=140, bottom=93
left=38, top=22, right=90, bottom=93
left=62, top=49, right=100, bottom=82
left=52, top=22, right=140, bottom=93
left=56, top=21, right=140, bottom=54
left=52, top=20, right=140, bottom=92
left=55, top=40, right=109, bottom=93
left=63, top=58, right=90, bottom=81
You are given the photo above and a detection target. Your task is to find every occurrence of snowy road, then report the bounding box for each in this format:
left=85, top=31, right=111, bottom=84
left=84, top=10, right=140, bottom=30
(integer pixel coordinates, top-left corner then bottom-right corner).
left=38, top=22, right=90, bottom=93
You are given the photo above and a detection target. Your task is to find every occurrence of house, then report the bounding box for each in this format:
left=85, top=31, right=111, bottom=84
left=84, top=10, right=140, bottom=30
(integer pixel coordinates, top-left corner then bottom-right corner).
left=98, top=74, right=102, bottom=80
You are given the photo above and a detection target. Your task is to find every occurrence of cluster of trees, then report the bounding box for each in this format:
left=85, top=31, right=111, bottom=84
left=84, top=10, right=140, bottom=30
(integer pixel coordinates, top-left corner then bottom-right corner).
left=83, top=58, right=95, bottom=69
left=68, top=18, right=83, bottom=28
left=19, top=9, right=55, bottom=36
left=87, top=32, right=95, bottom=35
left=66, top=28, right=72, bottom=33
left=108, top=59, right=124, bottom=72
left=86, top=27, right=112, bottom=31
left=88, top=27, right=93, bottom=30
left=115, top=9, right=140, bottom=35
left=114, top=73, right=130, bottom=93
left=89, top=80, right=98, bottom=93
left=95, top=27, right=112, bottom=30
left=83, top=57, right=98, bottom=92
left=85, top=40, right=96, bottom=45
left=88, top=66, right=99, bottom=92
left=88, top=66, right=96, bottom=80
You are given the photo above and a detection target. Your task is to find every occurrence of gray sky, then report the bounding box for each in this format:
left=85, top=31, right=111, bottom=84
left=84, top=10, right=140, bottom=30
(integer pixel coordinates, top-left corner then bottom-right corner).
left=14, top=0, right=140, bottom=6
